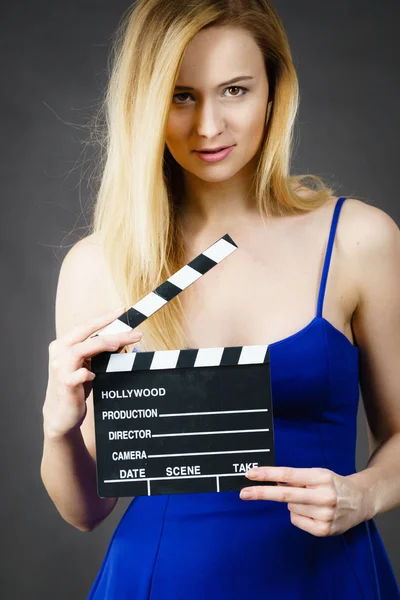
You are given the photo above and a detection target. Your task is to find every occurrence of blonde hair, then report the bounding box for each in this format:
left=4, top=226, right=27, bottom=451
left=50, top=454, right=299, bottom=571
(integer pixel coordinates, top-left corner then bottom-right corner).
left=88, top=0, right=334, bottom=351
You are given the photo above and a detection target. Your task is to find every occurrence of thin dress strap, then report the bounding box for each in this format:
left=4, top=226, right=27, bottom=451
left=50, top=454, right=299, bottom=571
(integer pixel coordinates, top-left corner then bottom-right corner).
left=316, top=196, right=347, bottom=318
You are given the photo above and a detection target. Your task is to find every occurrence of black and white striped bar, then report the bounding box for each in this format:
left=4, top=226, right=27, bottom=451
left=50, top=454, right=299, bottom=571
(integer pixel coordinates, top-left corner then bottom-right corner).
left=93, top=345, right=275, bottom=497
left=95, top=233, right=237, bottom=337
left=92, top=343, right=271, bottom=374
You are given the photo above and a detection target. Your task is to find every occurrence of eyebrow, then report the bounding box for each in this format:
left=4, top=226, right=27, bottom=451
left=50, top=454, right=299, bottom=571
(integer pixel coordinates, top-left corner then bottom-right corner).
left=174, top=75, right=255, bottom=90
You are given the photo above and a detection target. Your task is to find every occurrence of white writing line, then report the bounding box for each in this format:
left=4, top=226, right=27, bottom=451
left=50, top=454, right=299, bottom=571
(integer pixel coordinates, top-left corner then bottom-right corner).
left=148, top=448, right=271, bottom=458
left=152, top=428, right=269, bottom=437
left=159, top=408, right=269, bottom=417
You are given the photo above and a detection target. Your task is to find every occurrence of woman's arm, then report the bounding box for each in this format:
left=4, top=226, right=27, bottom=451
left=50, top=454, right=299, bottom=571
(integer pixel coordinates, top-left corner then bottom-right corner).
left=41, top=235, right=127, bottom=531
left=346, top=200, right=400, bottom=517
left=41, top=420, right=118, bottom=532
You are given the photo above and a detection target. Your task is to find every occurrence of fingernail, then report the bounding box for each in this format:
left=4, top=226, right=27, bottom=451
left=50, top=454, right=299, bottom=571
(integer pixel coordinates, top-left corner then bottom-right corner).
left=246, top=469, right=258, bottom=477
left=240, top=490, right=253, bottom=499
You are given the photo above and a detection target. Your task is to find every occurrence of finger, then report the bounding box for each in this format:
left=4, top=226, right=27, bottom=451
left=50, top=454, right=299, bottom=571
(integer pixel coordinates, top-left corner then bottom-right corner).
left=287, top=502, right=335, bottom=522
left=240, top=485, right=332, bottom=506
left=64, top=330, right=142, bottom=371
left=60, top=306, right=126, bottom=347
left=246, top=466, right=333, bottom=487
left=63, top=367, right=96, bottom=388
left=290, top=512, right=333, bottom=538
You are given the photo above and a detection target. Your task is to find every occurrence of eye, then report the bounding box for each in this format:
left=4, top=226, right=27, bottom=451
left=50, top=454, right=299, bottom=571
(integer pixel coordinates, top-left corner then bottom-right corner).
left=226, top=86, right=247, bottom=97
left=172, top=86, right=249, bottom=105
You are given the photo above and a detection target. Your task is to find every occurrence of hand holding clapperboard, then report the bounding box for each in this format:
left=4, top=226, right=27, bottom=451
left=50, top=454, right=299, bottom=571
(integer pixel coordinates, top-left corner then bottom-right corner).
left=91, top=234, right=276, bottom=497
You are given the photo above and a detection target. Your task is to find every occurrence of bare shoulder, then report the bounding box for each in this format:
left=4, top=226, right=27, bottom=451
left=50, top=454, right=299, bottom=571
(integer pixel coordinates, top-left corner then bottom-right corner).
left=336, top=197, right=399, bottom=250
left=334, top=198, right=399, bottom=283
left=57, top=232, right=112, bottom=297
left=55, top=232, right=123, bottom=337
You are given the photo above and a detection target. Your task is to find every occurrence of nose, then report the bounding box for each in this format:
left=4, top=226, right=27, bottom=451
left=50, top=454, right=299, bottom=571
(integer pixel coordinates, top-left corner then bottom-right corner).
left=194, top=99, right=225, bottom=138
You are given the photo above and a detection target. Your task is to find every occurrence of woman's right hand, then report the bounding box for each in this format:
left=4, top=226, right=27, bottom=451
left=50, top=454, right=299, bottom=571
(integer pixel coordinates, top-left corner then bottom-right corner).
left=43, top=306, right=142, bottom=440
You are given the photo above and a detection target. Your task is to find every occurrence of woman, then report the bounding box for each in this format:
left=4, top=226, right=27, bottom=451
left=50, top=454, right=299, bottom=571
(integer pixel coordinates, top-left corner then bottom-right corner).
left=41, top=0, right=400, bottom=598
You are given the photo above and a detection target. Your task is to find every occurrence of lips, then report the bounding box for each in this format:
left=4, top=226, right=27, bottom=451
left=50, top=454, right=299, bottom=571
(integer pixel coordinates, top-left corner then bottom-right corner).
left=194, top=146, right=235, bottom=162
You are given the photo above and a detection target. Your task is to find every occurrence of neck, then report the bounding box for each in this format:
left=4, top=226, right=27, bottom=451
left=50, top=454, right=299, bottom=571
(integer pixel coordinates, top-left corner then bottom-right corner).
left=180, top=158, right=260, bottom=233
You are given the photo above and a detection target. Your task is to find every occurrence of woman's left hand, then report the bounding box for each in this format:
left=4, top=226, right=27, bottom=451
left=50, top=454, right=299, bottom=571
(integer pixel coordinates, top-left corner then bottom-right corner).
left=240, top=466, right=375, bottom=537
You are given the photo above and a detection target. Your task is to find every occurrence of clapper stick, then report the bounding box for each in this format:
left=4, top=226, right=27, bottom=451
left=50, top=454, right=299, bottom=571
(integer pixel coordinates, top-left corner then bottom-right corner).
left=91, top=234, right=238, bottom=369
left=98, top=233, right=237, bottom=336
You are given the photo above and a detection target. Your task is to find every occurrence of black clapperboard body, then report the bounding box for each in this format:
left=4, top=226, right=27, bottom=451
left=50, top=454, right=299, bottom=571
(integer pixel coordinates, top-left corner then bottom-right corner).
left=91, top=234, right=276, bottom=497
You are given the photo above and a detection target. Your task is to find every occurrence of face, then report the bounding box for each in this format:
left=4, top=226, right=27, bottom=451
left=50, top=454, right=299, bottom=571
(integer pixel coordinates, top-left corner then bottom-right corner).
left=165, top=25, right=270, bottom=185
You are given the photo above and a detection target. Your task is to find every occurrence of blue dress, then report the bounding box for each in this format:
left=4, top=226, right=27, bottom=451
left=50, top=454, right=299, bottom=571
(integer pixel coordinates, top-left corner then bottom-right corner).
left=88, top=196, right=399, bottom=599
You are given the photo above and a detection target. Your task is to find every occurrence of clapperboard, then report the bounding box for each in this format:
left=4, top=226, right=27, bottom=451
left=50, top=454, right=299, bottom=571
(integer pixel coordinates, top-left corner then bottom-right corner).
left=91, top=234, right=275, bottom=498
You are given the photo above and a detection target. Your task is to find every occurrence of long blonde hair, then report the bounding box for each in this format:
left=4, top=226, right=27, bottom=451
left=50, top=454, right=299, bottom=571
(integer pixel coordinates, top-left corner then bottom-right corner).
left=89, top=0, right=334, bottom=351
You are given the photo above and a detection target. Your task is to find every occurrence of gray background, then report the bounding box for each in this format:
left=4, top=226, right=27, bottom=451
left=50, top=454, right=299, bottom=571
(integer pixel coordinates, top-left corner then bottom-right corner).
left=1, top=0, right=399, bottom=598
